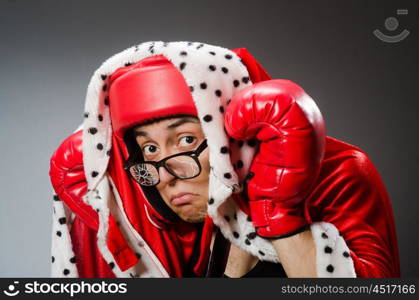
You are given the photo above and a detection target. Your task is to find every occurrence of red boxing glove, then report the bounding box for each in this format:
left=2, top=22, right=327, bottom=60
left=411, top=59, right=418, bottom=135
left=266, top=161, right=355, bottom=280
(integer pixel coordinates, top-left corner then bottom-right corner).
left=49, top=131, right=139, bottom=273
left=225, top=79, right=326, bottom=239
left=49, top=130, right=99, bottom=230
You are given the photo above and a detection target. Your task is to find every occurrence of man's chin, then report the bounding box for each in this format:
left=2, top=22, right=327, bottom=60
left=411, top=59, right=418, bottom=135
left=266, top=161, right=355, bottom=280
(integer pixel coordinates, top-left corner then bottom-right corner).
left=181, top=215, right=207, bottom=223
left=177, top=208, right=207, bottom=223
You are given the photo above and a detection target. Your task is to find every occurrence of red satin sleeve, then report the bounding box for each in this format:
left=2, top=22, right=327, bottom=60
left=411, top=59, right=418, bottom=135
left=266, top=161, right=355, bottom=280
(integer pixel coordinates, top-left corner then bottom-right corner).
left=69, top=216, right=116, bottom=278
left=305, top=136, right=400, bottom=277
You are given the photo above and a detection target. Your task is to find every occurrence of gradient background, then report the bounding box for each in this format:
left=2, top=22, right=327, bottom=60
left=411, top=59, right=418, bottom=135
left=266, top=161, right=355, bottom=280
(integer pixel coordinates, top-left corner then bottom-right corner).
left=0, top=0, right=418, bottom=277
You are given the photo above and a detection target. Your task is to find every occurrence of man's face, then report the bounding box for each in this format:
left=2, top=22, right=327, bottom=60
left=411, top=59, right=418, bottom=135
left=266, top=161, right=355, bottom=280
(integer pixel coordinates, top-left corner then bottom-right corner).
left=133, top=116, right=210, bottom=223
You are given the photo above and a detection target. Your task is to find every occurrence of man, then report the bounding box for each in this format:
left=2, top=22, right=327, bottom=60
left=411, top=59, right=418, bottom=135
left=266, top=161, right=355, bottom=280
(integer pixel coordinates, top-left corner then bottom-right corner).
left=49, top=41, right=400, bottom=277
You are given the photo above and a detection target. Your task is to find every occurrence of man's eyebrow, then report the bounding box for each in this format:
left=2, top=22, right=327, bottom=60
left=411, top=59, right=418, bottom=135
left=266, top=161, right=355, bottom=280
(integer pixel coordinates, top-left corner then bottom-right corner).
left=132, top=130, right=148, bottom=138
left=166, top=118, right=199, bottom=130
left=133, top=118, right=198, bottom=138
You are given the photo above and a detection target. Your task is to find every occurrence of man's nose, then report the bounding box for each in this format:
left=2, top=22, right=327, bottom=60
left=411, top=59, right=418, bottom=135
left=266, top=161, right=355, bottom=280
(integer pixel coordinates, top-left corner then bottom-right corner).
left=158, top=166, right=176, bottom=184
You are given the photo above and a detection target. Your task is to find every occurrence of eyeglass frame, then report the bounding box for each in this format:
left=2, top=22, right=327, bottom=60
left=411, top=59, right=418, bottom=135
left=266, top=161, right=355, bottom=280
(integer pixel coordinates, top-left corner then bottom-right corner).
left=124, top=139, right=208, bottom=186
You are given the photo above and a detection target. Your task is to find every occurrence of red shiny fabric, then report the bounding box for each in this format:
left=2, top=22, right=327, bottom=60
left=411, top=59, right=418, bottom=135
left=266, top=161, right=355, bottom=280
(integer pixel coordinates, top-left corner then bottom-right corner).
left=69, top=216, right=115, bottom=277
left=304, top=136, right=400, bottom=277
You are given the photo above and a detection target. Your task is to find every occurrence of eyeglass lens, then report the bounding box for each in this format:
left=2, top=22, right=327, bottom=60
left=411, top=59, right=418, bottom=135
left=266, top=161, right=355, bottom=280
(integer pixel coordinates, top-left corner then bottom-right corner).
left=129, top=155, right=200, bottom=186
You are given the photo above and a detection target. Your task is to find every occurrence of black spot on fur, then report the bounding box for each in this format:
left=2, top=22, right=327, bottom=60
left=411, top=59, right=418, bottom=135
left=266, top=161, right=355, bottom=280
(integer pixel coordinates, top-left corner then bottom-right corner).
left=203, top=115, right=213, bottom=122
left=324, top=246, right=333, bottom=254
left=88, top=127, right=98, bottom=135
left=326, top=265, right=334, bottom=273
left=247, top=232, right=257, bottom=240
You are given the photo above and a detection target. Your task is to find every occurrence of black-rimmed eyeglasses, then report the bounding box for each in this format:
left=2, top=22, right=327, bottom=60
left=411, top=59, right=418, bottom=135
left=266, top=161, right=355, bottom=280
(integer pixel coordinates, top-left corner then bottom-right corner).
left=124, top=139, right=208, bottom=186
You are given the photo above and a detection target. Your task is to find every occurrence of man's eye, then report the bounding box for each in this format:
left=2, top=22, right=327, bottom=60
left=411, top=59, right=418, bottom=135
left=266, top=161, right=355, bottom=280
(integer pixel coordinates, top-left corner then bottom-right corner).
left=143, top=145, right=159, bottom=155
left=179, top=136, right=196, bottom=146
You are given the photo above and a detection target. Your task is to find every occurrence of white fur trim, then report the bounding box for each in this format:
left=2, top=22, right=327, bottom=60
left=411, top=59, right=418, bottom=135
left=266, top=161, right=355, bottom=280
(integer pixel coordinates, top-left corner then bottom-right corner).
left=311, top=222, right=356, bottom=277
left=50, top=194, right=79, bottom=277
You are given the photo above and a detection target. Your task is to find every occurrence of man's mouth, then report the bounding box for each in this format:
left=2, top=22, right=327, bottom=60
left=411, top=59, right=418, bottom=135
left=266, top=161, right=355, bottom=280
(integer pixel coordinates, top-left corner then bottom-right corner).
left=170, top=193, right=197, bottom=206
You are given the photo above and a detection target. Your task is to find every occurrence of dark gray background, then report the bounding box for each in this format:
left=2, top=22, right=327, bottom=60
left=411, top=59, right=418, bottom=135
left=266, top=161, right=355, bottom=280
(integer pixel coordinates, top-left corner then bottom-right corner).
left=0, top=0, right=417, bottom=277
